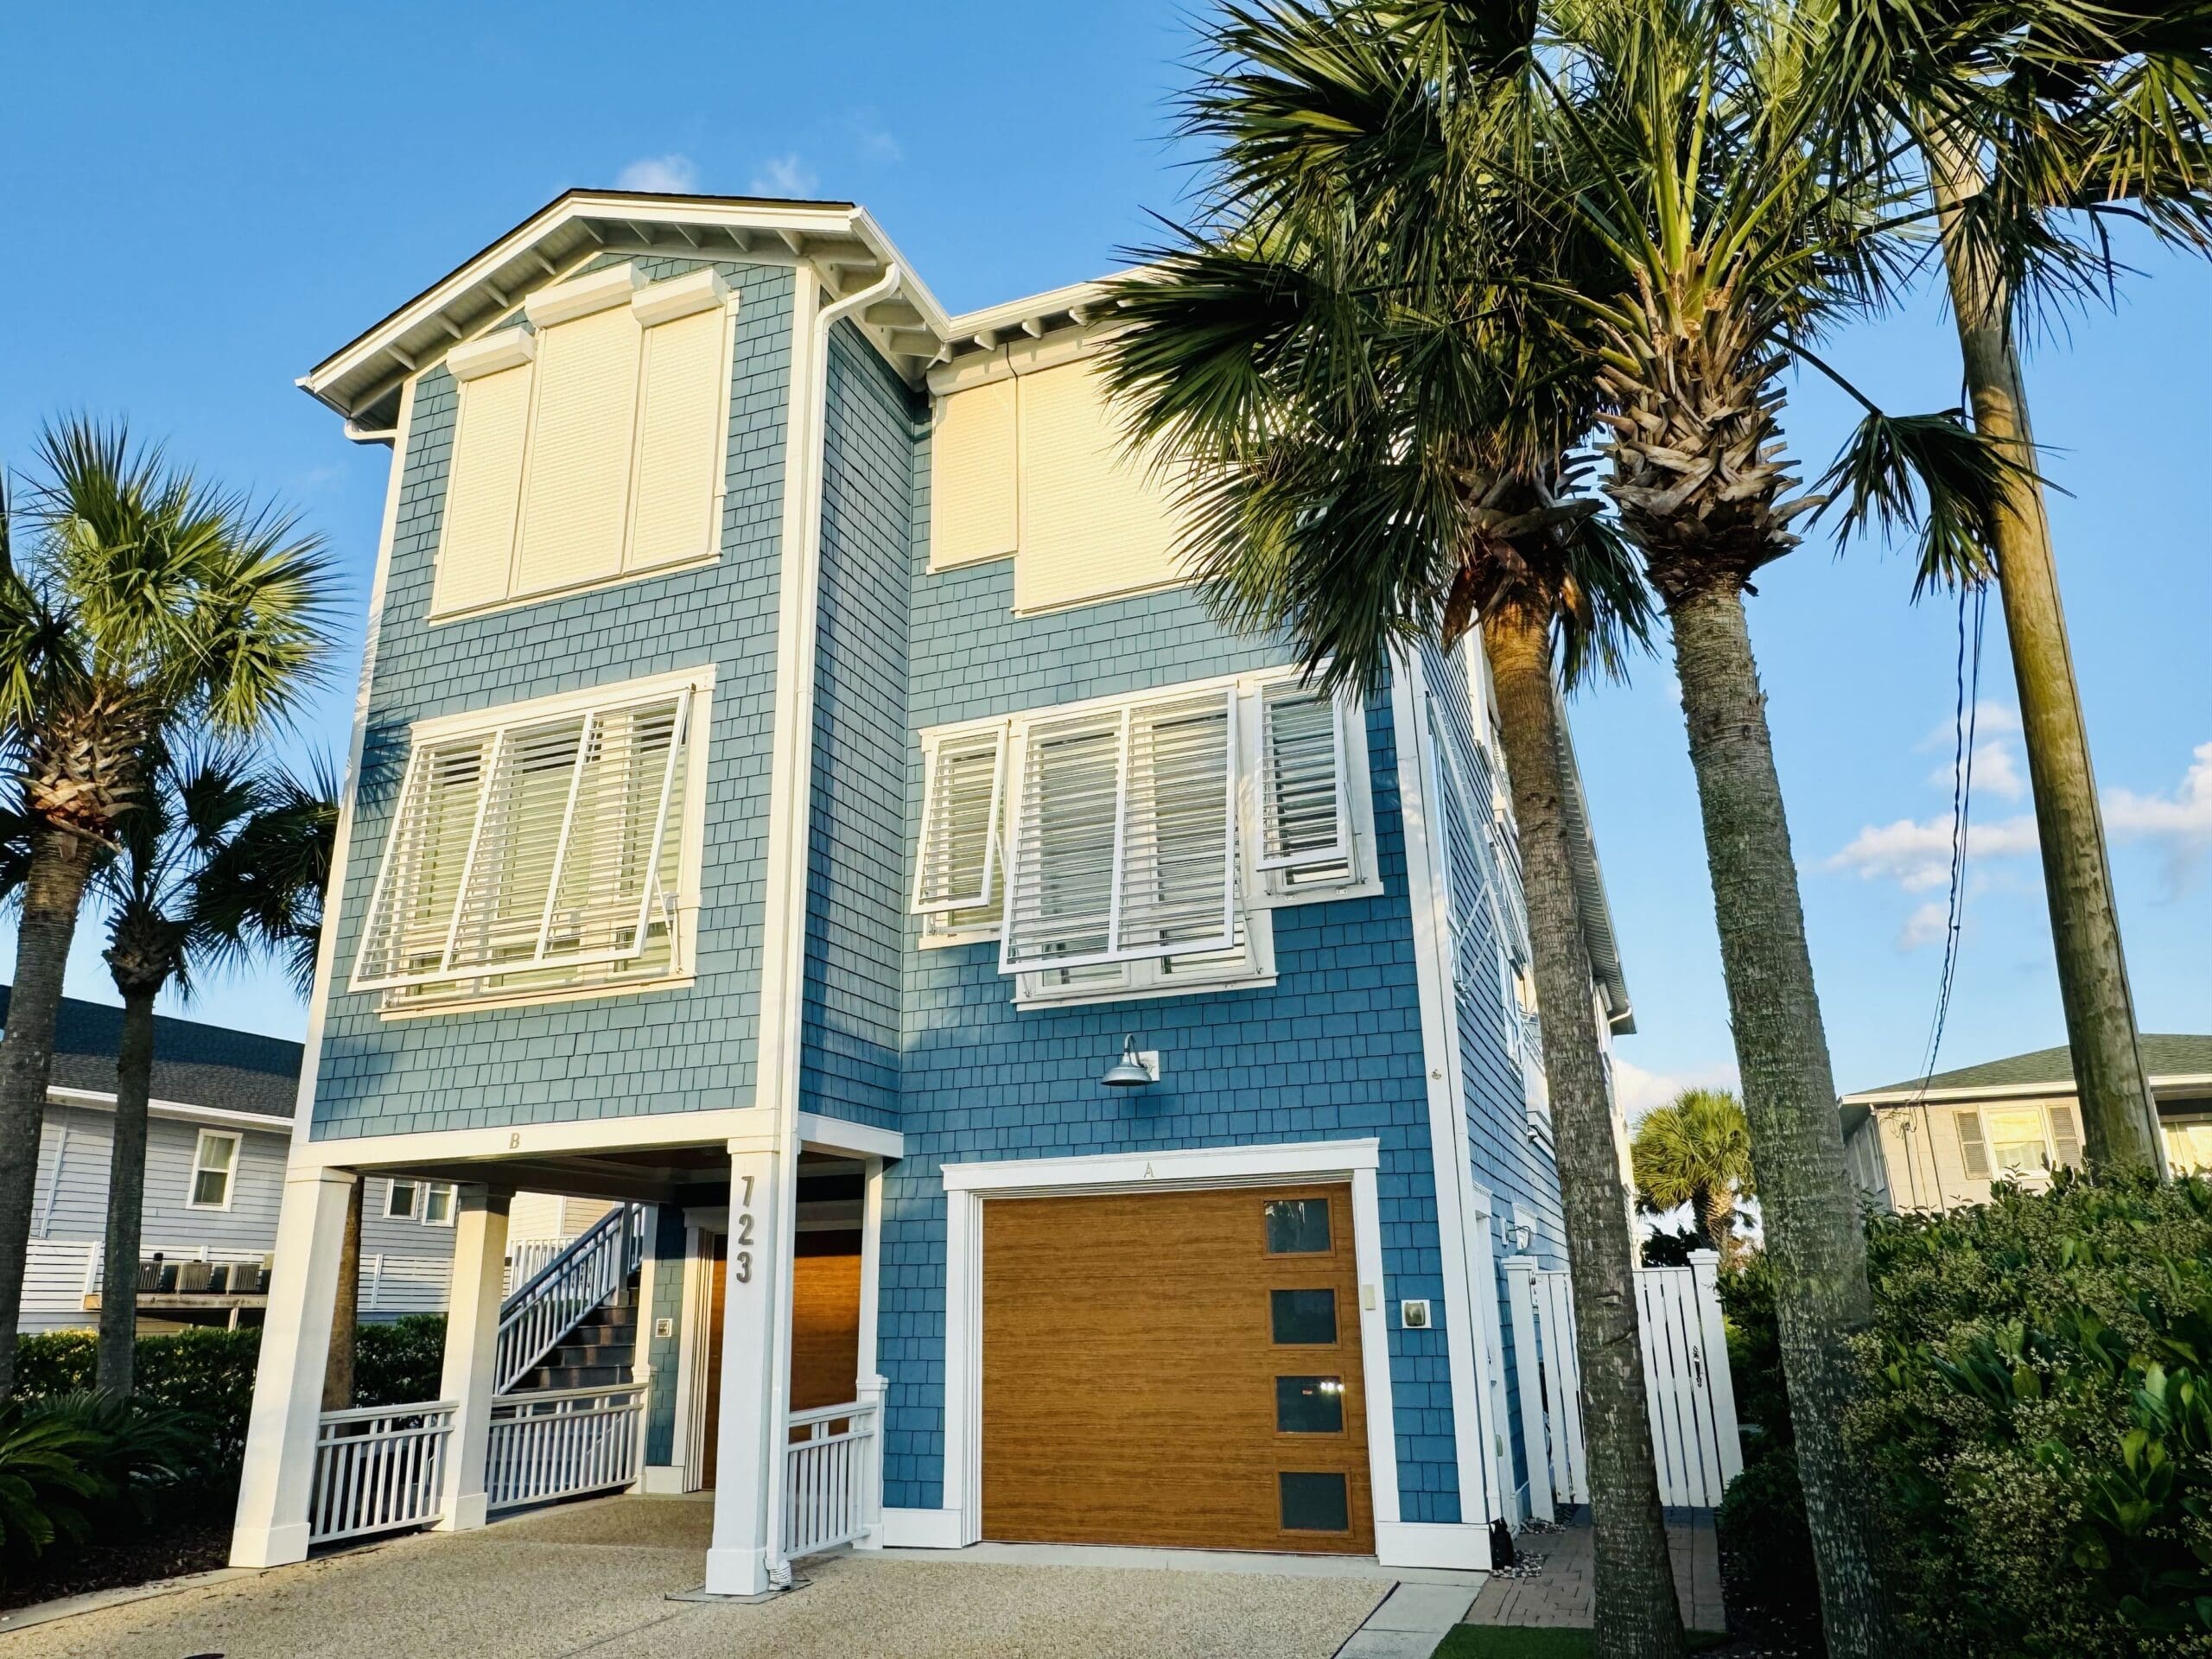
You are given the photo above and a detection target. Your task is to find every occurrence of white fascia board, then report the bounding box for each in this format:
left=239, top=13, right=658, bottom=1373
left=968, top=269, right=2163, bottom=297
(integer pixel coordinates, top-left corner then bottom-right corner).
left=291, top=1105, right=782, bottom=1172
left=943, top=1137, right=1381, bottom=1194
left=1847, top=1073, right=2212, bottom=1109
left=48, top=1086, right=291, bottom=1135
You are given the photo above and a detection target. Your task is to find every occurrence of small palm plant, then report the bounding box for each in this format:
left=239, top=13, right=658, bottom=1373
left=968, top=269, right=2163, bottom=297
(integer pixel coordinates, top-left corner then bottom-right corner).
left=0, top=419, right=338, bottom=1397
left=1631, top=1088, right=1756, bottom=1260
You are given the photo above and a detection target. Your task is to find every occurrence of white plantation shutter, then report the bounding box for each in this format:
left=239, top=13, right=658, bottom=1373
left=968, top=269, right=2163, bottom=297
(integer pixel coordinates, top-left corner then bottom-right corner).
left=1955, top=1109, right=1992, bottom=1180
left=998, top=688, right=1237, bottom=973
left=2047, top=1103, right=2083, bottom=1169
left=912, top=727, right=1007, bottom=914
left=351, top=690, right=692, bottom=994
left=1254, top=681, right=1351, bottom=888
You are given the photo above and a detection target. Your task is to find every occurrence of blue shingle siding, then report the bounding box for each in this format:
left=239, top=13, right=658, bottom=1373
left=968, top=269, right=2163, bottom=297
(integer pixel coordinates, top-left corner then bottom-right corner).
left=877, top=531, right=1469, bottom=1522
left=798, top=322, right=920, bottom=1133
left=643, top=1204, right=688, bottom=1465
left=310, top=262, right=795, bottom=1140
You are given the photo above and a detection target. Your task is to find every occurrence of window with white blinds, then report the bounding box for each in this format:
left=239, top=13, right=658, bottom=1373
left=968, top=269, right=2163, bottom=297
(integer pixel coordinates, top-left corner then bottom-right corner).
left=430, top=264, right=734, bottom=620
left=350, top=669, right=711, bottom=1012
left=912, top=669, right=1376, bottom=984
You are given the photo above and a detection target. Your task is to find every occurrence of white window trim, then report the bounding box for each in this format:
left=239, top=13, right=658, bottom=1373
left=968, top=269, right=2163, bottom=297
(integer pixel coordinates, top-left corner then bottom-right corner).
left=186, top=1128, right=241, bottom=1212
left=353, top=664, right=715, bottom=1020
left=428, top=264, right=741, bottom=626
left=384, top=1177, right=420, bottom=1221
left=912, top=665, right=1381, bottom=976
left=420, top=1180, right=457, bottom=1227
left=1013, top=907, right=1278, bottom=1008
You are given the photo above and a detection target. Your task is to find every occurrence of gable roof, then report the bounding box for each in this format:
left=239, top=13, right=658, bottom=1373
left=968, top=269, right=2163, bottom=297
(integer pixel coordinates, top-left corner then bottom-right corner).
left=1845, top=1033, right=2212, bottom=1103
left=0, top=988, right=302, bottom=1122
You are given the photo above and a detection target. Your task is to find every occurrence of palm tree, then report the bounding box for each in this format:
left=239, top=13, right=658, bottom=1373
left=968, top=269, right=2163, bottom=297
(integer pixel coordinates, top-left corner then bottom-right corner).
left=1630, top=1088, right=1754, bottom=1260
left=88, top=749, right=337, bottom=1395
left=0, top=419, right=336, bottom=1397
left=1824, top=0, right=2212, bottom=1170
left=1102, top=9, right=1689, bottom=1652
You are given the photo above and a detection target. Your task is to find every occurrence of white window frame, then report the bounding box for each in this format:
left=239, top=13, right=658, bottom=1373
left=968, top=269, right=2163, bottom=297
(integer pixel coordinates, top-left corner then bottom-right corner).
left=384, top=1177, right=421, bottom=1221
left=186, top=1128, right=241, bottom=1212
left=349, top=665, right=715, bottom=1018
left=1014, top=907, right=1278, bottom=1007
left=429, top=264, right=741, bottom=624
left=420, top=1181, right=456, bottom=1227
left=912, top=666, right=1380, bottom=995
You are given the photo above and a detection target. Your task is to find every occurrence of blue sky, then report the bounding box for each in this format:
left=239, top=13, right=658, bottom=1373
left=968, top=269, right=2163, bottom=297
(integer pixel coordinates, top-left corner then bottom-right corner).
left=1, top=2, right=2204, bottom=1109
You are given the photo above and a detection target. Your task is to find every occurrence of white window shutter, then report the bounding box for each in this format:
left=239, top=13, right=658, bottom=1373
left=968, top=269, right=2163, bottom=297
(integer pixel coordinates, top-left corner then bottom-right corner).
left=1955, top=1109, right=1992, bottom=1180
left=1255, top=682, right=1350, bottom=876
left=433, top=342, right=535, bottom=617
left=999, top=707, right=1124, bottom=971
left=352, top=734, right=496, bottom=989
left=513, top=304, right=642, bottom=597
left=628, top=299, right=729, bottom=574
left=2047, top=1103, right=2082, bottom=1169
left=1116, top=688, right=1239, bottom=958
left=912, top=727, right=1007, bottom=914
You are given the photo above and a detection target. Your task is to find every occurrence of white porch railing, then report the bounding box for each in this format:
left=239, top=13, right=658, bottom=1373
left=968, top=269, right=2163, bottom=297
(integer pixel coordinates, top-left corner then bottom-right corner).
left=308, top=1402, right=455, bottom=1545
left=781, top=1390, right=880, bottom=1560
left=495, top=1203, right=647, bottom=1393
left=503, top=1237, right=569, bottom=1297
left=486, top=1384, right=647, bottom=1512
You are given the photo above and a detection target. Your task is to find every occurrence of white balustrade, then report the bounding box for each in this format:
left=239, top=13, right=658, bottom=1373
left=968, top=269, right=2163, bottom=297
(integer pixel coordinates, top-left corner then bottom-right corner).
left=485, top=1384, right=647, bottom=1512
left=781, top=1394, right=880, bottom=1560
left=308, top=1402, right=455, bottom=1545
left=494, top=1204, right=647, bottom=1393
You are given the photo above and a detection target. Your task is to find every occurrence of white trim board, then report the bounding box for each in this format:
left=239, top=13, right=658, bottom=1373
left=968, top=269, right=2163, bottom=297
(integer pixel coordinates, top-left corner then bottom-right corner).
left=47, top=1087, right=292, bottom=1135
left=918, top=1138, right=1408, bottom=1560
left=290, top=1108, right=902, bottom=1173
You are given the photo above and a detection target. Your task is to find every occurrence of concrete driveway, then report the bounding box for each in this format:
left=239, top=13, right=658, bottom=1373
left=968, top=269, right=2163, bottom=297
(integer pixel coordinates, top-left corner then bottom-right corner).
left=4, top=1497, right=1407, bottom=1659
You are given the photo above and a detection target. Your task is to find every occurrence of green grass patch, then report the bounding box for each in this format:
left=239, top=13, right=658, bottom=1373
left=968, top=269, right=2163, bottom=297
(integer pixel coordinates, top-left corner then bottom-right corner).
left=1431, top=1628, right=1732, bottom=1658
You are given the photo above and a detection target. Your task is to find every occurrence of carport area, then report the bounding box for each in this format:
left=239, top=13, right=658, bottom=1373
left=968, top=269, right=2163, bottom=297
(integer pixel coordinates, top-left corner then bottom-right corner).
left=4, top=1495, right=1432, bottom=1659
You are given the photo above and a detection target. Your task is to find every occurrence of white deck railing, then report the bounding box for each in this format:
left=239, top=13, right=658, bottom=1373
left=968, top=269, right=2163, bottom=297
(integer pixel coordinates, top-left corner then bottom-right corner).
left=486, top=1384, right=646, bottom=1512
left=308, top=1402, right=455, bottom=1545
left=781, top=1395, right=880, bottom=1559
left=495, top=1204, right=647, bottom=1393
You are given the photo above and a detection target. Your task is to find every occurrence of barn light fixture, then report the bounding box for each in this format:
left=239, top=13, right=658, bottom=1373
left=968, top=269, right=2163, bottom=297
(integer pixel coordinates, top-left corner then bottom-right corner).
left=1101, top=1035, right=1160, bottom=1088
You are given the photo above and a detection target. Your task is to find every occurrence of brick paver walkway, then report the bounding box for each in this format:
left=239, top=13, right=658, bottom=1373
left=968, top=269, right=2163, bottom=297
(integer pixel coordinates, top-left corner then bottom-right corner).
left=1465, top=1510, right=1725, bottom=1633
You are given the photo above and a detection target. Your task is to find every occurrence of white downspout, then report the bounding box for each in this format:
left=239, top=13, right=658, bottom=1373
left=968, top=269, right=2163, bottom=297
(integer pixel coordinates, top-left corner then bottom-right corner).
left=752, top=260, right=904, bottom=1584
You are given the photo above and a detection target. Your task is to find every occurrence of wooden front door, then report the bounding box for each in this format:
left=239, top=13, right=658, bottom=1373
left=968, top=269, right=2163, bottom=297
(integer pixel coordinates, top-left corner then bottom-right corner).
left=980, top=1183, right=1373, bottom=1553
left=699, top=1229, right=863, bottom=1486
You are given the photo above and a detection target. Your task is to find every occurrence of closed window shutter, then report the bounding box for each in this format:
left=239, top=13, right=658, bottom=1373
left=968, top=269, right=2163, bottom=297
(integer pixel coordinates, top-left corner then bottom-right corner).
left=349, top=691, right=691, bottom=994
left=434, top=349, right=534, bottom=616
left=930, top=378, right=1018, bottom=569
left=514, top=305, right=642, bottom=597
left=2047, top=1103, right=2083, bottom=1168
left=1955, top=1109, right=1992, bottom=1180
left=629, top=303, right=728, bottom=573
left=1429, top=714, right=1491, bottom=993
left=1013, top=359, right=1186, bottom=614
left=1255, top=683, right=1350, bottom=879
left=912, top=728, right=1007, bottom=914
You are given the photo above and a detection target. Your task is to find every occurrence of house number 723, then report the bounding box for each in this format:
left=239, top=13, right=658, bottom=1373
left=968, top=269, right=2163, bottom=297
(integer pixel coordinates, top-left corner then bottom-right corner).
left=732, top=1174, right=755, bottom=1284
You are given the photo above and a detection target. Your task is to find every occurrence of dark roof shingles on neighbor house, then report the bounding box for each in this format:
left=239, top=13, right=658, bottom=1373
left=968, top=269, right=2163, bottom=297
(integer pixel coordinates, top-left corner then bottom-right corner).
left=1855, top=1033, right=2212, bottom=1100
left=0, top=988, right=302, bottom=1122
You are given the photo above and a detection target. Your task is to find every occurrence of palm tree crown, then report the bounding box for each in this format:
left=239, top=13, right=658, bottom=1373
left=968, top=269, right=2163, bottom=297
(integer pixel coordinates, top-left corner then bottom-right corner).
left=1632, top=1087, right=1757, bottom=1257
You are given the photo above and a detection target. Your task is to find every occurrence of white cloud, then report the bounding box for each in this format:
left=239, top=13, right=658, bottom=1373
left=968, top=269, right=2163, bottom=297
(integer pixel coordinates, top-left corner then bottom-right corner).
left=1612, top=1054, right=1741, bottom=1124
left=748, top=153, right=817, bottom=196
left=616, top=153, right=697, bottom=194
left=1916, top=700, right=2021, bottom=752
left=2105, top=741, right=2212, bottom=892
left=1898, top=900, right=1950, bottom=950
left=1826, top=811, right=2041, bottom=893
left=1925, top=738, right=2025, bottom=801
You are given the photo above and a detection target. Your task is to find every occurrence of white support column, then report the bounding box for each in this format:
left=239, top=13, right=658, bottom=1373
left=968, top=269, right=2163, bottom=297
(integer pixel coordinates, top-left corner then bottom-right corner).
left=1501, top=1255, right=1553, bottom=1522
left=230, top=1166, right=357, bottom=1567
left=434, top=1185, right=512, bottom=1532
left=704, top=1140, right=792, bottom=1596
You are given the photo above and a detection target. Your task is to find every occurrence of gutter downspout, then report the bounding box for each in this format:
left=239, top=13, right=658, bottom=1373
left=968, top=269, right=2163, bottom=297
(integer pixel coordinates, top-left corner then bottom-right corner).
left=752, top=261, right=903, bottom=1585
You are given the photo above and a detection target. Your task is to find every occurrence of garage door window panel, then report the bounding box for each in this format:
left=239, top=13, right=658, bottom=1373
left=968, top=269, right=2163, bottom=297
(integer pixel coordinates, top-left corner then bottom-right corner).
left=1270, top=1288, right=1338, bottom=1346
left=1278, top=1471, right=1351, bottom=1535
left=1274, top=1376, right=1346, bottom=1435
left=1263, top=1198, right=1332, bottom=1255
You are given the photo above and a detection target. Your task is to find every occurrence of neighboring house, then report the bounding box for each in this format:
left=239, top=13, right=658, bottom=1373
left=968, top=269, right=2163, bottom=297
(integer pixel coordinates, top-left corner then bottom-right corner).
left=1841, top=1033, right=2212, bottom=1211
left=231, top=190, right=1639, bottom=1589
left=16, top=988, right=606, bottom=1332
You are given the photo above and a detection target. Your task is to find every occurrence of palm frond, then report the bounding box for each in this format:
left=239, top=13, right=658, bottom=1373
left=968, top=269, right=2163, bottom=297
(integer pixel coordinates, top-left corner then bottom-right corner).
left=1809, top=404, right=2039, bottom=594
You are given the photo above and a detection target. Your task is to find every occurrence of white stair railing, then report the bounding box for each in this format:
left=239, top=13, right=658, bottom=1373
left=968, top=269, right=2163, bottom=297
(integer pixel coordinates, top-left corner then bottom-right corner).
left=495, top=1204, right=647, bottom=1394
left=486, top=1384, right=646, bottom=1512
left=308, top=1402, right=455, bottom=1545
left=780, top=1379, right=883, bottom=1560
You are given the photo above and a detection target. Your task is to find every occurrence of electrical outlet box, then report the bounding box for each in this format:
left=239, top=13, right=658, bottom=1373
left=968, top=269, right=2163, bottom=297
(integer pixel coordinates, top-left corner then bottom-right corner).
left=653, top=1317, right=674, bottom=1339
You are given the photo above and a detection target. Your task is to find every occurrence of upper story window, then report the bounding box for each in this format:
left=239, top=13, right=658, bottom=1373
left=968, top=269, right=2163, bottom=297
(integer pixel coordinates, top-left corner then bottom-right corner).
left=1955, top=1101, right=2082, bottom=1184
left=349, top=666, right=714, bottom=1015
left=912, top=669, right=1377, bottom=1005
left=431, top=264, right=737, bottom=620
left=187, top=1128, right=240, bottom=1211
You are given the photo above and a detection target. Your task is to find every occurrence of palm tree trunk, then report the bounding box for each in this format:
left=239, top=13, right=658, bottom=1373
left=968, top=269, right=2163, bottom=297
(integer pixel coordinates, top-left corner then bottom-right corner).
left=323, top=1179, right=362, bottom=1411
left=1928, top=133, right=2161, bottom=1174
left=0, top=825, right=103, bottom=1399
left=1668, top=582, right=1895, bottom=1655
left=1484, top=607, right=1684, bottom=1659
left=1691, top=1187, right=1733, bottom=1260
left=96, top=988, right=159, bottom=1395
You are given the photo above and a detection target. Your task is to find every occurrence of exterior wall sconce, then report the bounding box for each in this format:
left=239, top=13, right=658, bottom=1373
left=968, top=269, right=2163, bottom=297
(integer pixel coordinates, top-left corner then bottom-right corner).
left=1101, top=1035, right=1160, bottom=1088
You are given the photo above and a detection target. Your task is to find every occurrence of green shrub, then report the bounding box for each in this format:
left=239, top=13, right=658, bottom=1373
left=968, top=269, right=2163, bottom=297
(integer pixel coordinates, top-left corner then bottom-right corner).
left=355, top=1315, right=447, bottom=1408
left=0, top=1390, right=213, bottom=1577
left=0, top=1399, right=105, bottom=1560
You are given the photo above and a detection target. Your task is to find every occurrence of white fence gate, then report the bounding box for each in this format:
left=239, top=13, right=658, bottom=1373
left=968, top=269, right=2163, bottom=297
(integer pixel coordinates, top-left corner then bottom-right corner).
left=1503, top=1250, right=1742, bottom=1514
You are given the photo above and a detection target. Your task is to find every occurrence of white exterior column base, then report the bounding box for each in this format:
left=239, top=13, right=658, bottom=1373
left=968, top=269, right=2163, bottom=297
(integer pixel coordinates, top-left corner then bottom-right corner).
left=1376, top=1519, right=1493, bottom=1572
left=229, top=1166, right=357, bottom=1568
left=433, top=1185, right=511, bottom=1534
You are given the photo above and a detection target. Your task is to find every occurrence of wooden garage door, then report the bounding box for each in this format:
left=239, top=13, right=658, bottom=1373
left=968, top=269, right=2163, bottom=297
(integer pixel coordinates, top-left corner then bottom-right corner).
left=982, top=1183, right=1373, bottom=1553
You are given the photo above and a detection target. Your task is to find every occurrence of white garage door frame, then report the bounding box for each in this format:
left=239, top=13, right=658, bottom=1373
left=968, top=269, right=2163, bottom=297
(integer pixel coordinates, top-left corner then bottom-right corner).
left=880, top=1138, right=1408, bottom=1558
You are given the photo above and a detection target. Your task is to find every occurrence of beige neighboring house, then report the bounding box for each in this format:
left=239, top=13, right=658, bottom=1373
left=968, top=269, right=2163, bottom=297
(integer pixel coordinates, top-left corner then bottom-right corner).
left=1841, top=1033, right=2212, bottom=1211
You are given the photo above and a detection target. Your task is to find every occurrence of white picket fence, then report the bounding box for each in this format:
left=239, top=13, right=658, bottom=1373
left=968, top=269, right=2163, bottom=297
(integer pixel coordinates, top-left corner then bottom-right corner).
left=1504, top=1251, right=1742, bottom=1514
left=782, top=1392, right=881, bottom=1559
left=308, top=1402, right=455, bottom=1545
left=486, top=1384, right=646, bottom=1511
